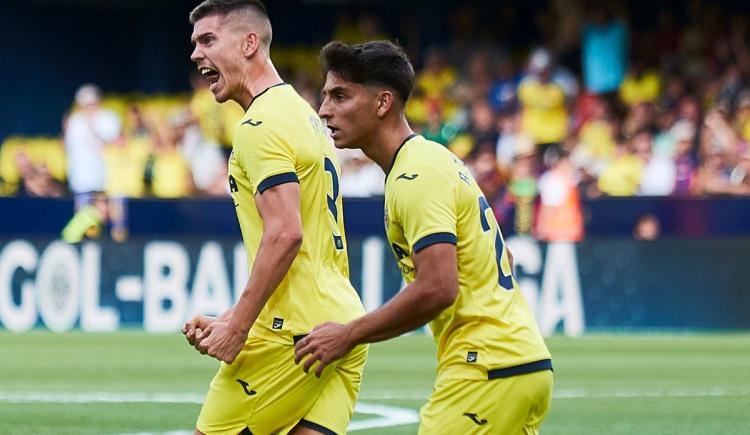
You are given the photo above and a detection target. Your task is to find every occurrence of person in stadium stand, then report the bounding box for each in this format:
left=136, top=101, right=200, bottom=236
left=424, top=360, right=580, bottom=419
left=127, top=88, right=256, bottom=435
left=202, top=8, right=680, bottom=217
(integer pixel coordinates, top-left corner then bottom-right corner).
left=181, top=1, right=367, bottom=434
left=295, top=40, right=553, bottom=434
left=64, top=84, right=121, bottom=210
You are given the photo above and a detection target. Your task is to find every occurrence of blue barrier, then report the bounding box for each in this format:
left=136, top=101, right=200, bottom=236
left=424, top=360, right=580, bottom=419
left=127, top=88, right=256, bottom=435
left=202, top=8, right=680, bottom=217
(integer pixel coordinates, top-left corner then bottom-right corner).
left=3, top=197, right=750, bottom=237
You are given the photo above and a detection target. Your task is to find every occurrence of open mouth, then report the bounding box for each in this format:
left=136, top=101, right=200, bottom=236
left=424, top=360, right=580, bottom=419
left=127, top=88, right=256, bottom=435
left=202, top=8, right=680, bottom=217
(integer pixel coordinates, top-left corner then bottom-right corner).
left=327, top=125, right=340, bottom=138
left=199, top=67, right=221, bottom=90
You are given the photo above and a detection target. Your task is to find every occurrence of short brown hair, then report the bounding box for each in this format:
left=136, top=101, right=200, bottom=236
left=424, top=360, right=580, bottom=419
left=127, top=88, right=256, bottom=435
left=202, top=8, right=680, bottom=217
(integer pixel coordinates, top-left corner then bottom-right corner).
left=189, top=0, right=268, bottom=25
left=320, top=40, right=415, bottom=104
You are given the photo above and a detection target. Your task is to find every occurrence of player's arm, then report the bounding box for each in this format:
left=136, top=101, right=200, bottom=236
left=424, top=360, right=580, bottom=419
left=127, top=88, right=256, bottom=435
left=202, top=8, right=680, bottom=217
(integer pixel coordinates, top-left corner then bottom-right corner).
left=294, top=242, right=457, bottom=376
left=197, top=183, right=302, bottom=363
left=196, top=113, right=302, bottom=364
left=231, top=182, right=302, bottom=328
left=346, top=242, right=458, bottom=341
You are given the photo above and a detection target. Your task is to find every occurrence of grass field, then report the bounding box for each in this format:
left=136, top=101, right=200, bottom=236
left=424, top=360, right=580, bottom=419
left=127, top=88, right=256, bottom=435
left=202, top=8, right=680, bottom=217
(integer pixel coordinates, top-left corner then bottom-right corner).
left=1, top=332, right=749, bottom=434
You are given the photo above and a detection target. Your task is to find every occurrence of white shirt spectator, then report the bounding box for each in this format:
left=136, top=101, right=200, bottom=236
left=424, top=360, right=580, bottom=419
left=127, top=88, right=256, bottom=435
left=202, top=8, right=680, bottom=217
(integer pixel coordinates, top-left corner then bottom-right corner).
left=64, top=85, right=121, bottom=194
left=64, top=110, right=120, bottom=194
left=640, top=155, right=676, bottom=195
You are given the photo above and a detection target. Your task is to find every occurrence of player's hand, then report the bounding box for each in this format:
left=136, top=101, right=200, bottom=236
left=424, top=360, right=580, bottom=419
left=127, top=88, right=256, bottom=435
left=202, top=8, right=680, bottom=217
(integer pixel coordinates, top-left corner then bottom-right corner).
left=182, top=315, right=216, bottom=348
left=196, top=321, right=247, bottom=364
left=294, top=322, right=353, bottom=378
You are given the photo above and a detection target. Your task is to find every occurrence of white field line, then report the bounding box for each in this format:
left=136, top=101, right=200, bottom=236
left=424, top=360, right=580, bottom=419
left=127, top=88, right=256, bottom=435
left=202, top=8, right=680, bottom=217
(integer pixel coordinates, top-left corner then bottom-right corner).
left=554, top=386, right=750, bottom=399
left=0, top=392, right=419, bottom=433
left=114, top=404, right=421, bottom=435
left=1, top=387, right=749, bottom=404
left=1, top=387, right=747, bottom=434
left=350, top=403, right=419, bottom=430
left=360, top=386, right=750, bottom=401
left=0, top=392, right=206, bottom=404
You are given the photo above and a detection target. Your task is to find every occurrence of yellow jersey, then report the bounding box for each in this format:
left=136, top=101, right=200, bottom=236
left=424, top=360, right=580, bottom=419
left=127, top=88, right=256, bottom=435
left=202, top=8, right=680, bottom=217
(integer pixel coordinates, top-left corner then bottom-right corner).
left=151, top=149, right=191, bottom=198
left=102, top=137, right=150, bottom=198
left=518, top=77, right=568, bottom=144
left=229, top=83, right=365, bottom=344
left=384, top=134, right=551, bottom=381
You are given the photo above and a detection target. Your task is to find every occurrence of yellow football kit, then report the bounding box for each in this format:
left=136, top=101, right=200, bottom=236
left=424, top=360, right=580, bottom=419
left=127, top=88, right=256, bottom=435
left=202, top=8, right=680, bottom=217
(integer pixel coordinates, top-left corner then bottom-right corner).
left=384, top=134, right=553, bottom=433
left=196, top=83, right=366, bottom=435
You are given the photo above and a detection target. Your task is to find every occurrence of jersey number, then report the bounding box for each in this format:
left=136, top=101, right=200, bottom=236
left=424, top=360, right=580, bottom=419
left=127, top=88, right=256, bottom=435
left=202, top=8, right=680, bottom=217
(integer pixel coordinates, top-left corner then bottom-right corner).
left=324, top=157, right=344, bottom=250
left=478, top=197, right=513, bottom=291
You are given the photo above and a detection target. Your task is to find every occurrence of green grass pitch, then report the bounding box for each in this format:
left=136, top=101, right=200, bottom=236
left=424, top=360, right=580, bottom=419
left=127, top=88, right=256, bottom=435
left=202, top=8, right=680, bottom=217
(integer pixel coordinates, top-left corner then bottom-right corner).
left=0, top=331, right=748, bottom=434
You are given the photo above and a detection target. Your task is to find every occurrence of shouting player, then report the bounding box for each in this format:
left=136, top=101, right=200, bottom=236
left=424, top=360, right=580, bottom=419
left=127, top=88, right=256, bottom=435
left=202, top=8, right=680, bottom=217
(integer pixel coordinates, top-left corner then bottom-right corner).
left=183, top=2, right=367, bottom=434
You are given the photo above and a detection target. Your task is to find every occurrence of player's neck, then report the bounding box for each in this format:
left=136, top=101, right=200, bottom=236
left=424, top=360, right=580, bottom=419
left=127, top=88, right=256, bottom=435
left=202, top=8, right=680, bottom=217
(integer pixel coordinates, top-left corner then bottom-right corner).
left=236, top=59, right=283, bottom=111
left=363, top=117, right=414, bottom=174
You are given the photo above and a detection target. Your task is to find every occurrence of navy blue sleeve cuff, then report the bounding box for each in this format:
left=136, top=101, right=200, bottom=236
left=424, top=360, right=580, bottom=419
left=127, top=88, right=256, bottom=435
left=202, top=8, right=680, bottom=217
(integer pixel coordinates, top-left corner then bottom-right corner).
left=257, top=172, right=299, bottom=194
left=413, top=232, right=457, bottom=253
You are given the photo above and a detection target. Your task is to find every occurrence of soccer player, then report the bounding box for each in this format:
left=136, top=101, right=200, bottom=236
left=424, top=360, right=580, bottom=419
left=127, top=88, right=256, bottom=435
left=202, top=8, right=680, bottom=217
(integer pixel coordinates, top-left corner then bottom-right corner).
left=182, top=2, right=367, bottom=434
left=295, top=40, right=553, bottom=434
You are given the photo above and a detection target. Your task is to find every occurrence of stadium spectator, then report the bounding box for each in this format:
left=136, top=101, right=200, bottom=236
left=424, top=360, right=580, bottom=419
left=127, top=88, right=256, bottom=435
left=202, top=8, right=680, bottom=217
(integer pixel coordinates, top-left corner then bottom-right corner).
left=488, top=53, right=521, bottom=114
left=635, top=129, right=677, bottom=196
left=536, top=146, right=584, bottom=242
left=101, top=106, right=155, bottom=241
left=420, top=103, right=458, bottom=146
left=619, top=60, right=662, bottom=107
left=691, top=147, right=733, bottom=196
left=14, top=150, right=65, bottom=198
left=102, top=106, right=152, bottom=199
left=597, top=136, right=644, bottom=196
left=415, top=46, right=458, bottom=104
left=507, top=138, right=538, bottom=235
left=64, top=84, right=121, bottom=210
left=729, top=151, right=750, bottom=194
left=61, top=194, right=109, bottom=243
left=633, top=213, right=661, bottom=240
left=571, top=96, right=618, bottom=178
left=582, top=3, right=628, bottom=95
left=734, top=90, right=750, bottom=143
left=149, top=122, right=193, bottom=199
left=466, top=100, right=499, bottom=157
left=672, top=121, right=698, bottom=196
left=518, top=48, right=569, bottom=166
left=8, top=0, right=750, bottom=223
left=495, top=111, right=527, bottom=167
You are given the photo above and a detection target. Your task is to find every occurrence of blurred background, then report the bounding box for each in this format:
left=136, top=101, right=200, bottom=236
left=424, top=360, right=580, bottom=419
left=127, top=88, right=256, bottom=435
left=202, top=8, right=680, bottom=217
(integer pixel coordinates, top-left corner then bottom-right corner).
left=2, top=1, right=750, bottom=434
left=2, top=0, right=750, bottom=330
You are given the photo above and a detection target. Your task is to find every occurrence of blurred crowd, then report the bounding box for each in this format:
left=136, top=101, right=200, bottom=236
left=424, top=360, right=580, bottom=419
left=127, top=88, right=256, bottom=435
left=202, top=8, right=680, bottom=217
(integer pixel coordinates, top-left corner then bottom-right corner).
left=4, top=1, right=750, bottom=241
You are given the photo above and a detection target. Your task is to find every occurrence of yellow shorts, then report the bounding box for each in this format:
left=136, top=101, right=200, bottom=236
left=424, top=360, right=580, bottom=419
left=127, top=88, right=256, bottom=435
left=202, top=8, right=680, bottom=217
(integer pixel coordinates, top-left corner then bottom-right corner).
left=419, top=368, right=553, bottom=435
left=196, top=335, right=368, bottom=435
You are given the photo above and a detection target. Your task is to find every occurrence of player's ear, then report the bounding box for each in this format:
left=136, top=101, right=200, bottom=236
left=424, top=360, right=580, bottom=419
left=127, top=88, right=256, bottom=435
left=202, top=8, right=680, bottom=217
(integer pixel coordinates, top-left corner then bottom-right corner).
left=375, top=90, right=394, bottom=118
left=242, top=32, right=259, bottom=58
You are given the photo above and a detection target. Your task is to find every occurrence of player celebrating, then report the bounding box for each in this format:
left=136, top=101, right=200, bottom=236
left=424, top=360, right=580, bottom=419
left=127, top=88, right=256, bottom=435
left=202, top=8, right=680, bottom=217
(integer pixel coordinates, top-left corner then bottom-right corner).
left=295, top=40, right=553, bottom=434
left=183, top=2, right=366, bottom=434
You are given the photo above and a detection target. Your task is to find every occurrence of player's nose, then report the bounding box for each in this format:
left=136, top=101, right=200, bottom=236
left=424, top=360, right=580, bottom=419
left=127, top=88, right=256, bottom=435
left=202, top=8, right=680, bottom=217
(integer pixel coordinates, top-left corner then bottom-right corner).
left=190, top=46, right=204, bottom=63
left=318, top=98, right=332, bottom=119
